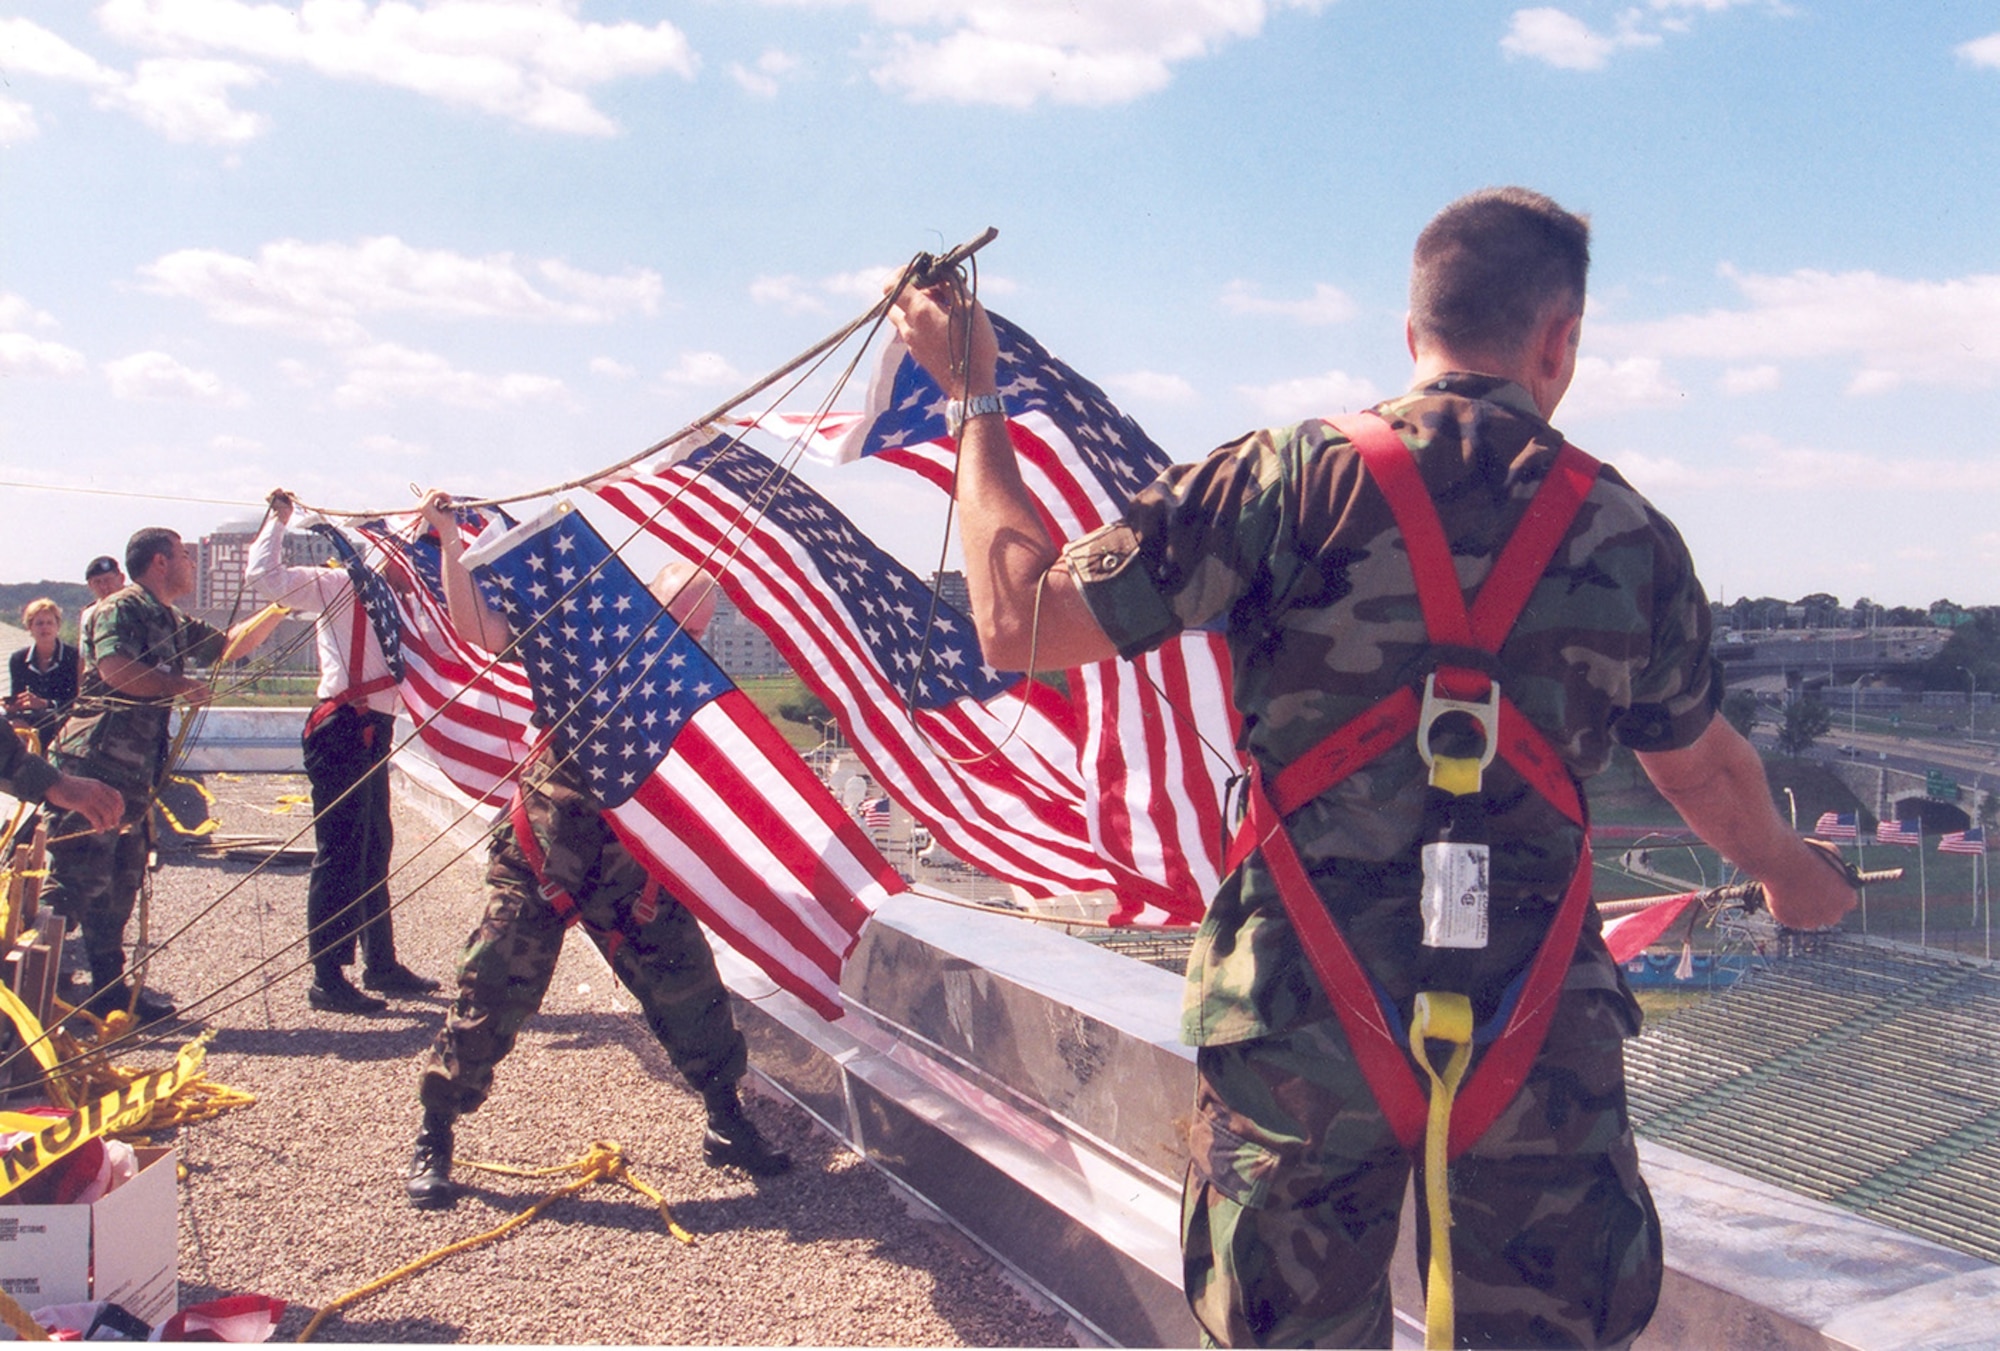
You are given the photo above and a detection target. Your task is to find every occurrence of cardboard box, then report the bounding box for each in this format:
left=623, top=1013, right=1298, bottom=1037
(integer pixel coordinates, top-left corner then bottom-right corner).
left=0, top=1146, right=178, bottom=1327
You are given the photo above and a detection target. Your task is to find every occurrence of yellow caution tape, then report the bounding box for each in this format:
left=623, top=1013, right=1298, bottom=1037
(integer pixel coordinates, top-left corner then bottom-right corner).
left=1409, top=991, right=1474, bottom=1351
left=153, top=774, right=220, bottom=837
left=0, top=982, right=64, bottom=1080
left=0, top=1040, right=205, bottom=1198
left=272, top=794, right=313, bottom=814
left=297, top=1139, right=692, bottom=1343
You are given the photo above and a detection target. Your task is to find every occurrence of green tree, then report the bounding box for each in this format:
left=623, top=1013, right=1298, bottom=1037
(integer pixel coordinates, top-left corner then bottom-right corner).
left=1776, top=696, right=1833, bottom=757
left=1721, top=689, right=1761, bottom=738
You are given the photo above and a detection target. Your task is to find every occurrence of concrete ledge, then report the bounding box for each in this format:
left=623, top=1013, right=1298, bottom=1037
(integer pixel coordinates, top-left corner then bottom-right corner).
left=386, top=750, right=2000, bottom=1348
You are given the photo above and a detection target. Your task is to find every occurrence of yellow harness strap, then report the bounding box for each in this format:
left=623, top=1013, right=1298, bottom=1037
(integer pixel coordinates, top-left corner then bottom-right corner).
left=1409, top=990, right=1474, bottom=1350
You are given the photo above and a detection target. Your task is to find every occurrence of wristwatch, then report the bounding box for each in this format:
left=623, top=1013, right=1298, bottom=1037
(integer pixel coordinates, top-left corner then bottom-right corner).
left=945, top=392, right=1008, bottom=437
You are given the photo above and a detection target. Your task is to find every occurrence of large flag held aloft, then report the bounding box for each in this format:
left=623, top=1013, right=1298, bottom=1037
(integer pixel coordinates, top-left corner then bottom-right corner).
left=808, top=310, right=1242, bottom=924
left=595, top=435, right=1163, bottom=909
left=350, top=503, right=896, bottom=1021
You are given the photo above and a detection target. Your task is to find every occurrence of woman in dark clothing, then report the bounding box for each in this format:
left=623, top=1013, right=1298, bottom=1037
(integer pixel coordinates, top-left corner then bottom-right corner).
left=8, top=597, right=79, bottom=749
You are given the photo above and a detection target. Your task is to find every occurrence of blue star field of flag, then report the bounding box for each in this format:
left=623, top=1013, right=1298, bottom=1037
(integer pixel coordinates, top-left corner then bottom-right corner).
left=682, top=434, right=1017, bottom=711
left=470, top=506, right=732, bottom=810
left=853, top=311, right=1172, bottom=512
left=309, top=522, right=406, bottom=680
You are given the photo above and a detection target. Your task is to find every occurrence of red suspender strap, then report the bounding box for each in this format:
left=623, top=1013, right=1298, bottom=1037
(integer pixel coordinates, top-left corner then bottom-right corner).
left=508, top=787, right=584, bottom=931
left=302, top=595, right=401, bottom=740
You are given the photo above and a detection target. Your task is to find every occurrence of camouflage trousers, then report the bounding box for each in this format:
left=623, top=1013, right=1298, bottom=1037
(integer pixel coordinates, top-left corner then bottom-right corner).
left=418, top=762, right=747, bottom=1118
left=39, top=813, right=149, bottom=987
left=1182, top=987, right=1660, bottom=1349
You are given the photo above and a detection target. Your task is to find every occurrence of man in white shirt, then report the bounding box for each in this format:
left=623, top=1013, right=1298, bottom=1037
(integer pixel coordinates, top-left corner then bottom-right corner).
left=246, top=491, right=440, bottom=1014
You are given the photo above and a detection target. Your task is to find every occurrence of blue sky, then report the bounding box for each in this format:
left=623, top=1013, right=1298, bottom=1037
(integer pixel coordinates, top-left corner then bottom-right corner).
left=4, top=1, right=1998, bottom=609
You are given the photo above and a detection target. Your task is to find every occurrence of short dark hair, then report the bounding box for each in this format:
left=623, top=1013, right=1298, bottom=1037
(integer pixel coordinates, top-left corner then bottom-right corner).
left=84, top=555, right=121, bottom=581
left=126, top=527, right=182, bottom=581
left=1410, top=187, right=1590, bottom=359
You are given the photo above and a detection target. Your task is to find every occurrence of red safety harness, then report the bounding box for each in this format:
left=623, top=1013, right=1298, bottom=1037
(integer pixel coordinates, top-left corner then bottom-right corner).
left=505, top=760, right=661, bottom=961
left=302, top=590, right=401, bottom=742
left=1222, top=411, right=1602, bottom=1162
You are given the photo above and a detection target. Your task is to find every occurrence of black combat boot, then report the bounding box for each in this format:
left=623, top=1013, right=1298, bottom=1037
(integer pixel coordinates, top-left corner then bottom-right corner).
left=406, top=1109, right=457, bottom=1209
left=701, top=1085, right=792, bottom=1176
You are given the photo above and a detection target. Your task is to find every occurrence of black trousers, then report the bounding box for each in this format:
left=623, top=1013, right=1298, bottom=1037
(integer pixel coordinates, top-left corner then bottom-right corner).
left=303, top=706, right=398, bottom=975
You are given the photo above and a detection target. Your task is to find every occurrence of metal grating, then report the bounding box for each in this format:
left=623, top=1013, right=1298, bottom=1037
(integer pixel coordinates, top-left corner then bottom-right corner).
left=1627, top=934, right=2000, bottom=1264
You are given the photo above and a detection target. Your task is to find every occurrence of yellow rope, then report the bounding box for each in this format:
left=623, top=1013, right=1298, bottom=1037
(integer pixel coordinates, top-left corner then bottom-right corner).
left=1409, top=991, right=1474, bottom=1351
left=0, top=1288, right=50, bottom=1341
left=295, top=1140, right=692, bottom=1343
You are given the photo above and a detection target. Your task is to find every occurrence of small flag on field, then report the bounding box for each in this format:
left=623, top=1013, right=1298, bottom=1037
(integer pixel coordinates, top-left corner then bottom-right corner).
left=860, top=796, right=892, bottom=832
left=1876, top=819, right=1923, bottom=846
left=1813, top=811, right=1858, bottom=840
left=1939, top=827, right=1987, bottom=855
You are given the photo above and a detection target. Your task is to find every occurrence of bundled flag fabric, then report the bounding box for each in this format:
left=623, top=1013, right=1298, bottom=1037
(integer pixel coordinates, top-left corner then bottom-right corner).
left=307, top=521, right=407, bottom=681
left=1812, top=811, right=1859, bottom=840
left=1877, top=819, right=1923, bottom=846
left=810, top=311, right=1241, bottom=923
left=348, top=505, right=897, bottom=1021
left=594, top=436, right=1178, bottom=911
left=1939, top=827, right=1987, bottom=855
left=1601, top=892, right=1701, bottom=965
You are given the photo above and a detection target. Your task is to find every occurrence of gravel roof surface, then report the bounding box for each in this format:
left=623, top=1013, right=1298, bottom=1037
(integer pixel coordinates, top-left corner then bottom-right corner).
left=105, top=771, right=1080, bottom=1346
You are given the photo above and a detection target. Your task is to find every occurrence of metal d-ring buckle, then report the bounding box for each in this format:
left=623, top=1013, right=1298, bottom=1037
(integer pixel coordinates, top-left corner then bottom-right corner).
left=1416, top=672, right=1500, bottom=793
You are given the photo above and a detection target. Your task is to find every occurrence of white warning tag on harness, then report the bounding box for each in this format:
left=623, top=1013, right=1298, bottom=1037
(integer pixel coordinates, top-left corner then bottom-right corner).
left=1420, top=840, right=1489, bottom=949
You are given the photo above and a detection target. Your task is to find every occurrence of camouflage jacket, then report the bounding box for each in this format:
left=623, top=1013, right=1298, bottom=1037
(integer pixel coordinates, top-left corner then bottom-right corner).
left=1, top=726, right=61, bottom=804
left=1066, top=374, right=1719, bottom=1047
left=53, top=584, right=228, bottom=797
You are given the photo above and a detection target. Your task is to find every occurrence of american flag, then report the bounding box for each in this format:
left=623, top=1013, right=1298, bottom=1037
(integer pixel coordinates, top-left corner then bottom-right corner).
left=307, top=521, right=406, bottom=681
left=1876, top=819, right=1924, bottom=846
left=808, top=311, right=1240, bottom=924
left=859, top=797, right=892, bottom=832
left=1813, top=811, right=1859, bottom=840
left=1939, top=827, right=1987, bottom=855
left=594, top=435, right=1170, bottom=910
left=352, top=505, right=899, bottom=1020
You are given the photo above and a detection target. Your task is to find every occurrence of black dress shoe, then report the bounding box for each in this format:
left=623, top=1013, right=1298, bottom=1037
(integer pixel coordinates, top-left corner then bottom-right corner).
left=362, top=964, right=442, bottom=995
left=308, top=977, right=388, bottom=1015
left=131, top=988, right=180, bottom=1023
left=81, top=982, right=179, bottom=1023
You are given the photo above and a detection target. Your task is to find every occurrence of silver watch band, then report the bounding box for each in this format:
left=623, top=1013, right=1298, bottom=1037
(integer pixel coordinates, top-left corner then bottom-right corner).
left=945, top=392, right=1007, bottom=436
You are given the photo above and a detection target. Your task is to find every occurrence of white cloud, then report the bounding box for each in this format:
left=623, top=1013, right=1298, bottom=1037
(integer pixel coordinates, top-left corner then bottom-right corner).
left=1959, top=32, right=2000, bottom=69
left=103, top=350, right=247, bottom=405
left=1621, top=432, right=2000, bottom=497
left=1234, top=369, right=1381, bottom=422
left=357, top=432, right=428, bottom=459
left=750, top=274, right=830, bottom=316
left=1500, top=8, right=1658, bottom=70
left=0, top=18, right=122, bottom=85
left=95, top=0, right=699, bottom=136
left=0, top=333, right=89, bottom=378
left=98, top=57, right=269, bottom=143
left=333, top=342, right=567, bottom=409
left=0, top=294, right=59, bottom=330
left=1219, top=280, right=1357, bottom=326
left=140, top=236, right=662, bottom=344
left=1560, top=355, right=1685, bottom=419
left=730, top=49, right=799, bottom=98
left=1594, top=266, right=2000, bottom=393
left=590, top=356, right=636, bottom=380
left=0, top=97, right=38, bottom=144
left=1105, top=370, right=1197, bottom=406
left=658, top=351, right=746, bottom=389
left=784, top=0, right=1329, bottom=107
left=1501, top=2, right=1797, bottom=70
left=1719, top=364, right=1780, bottom=395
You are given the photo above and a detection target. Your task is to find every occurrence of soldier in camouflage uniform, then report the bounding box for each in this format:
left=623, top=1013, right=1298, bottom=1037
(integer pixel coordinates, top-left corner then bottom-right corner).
left=890, top=188, right=1857, bottom=1347
left=405, top=491, right=790, bottom=1211
left=0, top=721, right=123, bottom=832
left=43, top=527, right=281, bottom=1021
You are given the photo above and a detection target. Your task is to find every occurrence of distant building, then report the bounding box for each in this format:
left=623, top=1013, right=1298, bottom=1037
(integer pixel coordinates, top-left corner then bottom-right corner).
left=703, top=594, right=790, bottom=679
left=931, top=570, right=970, bottom=616
left=195, top=517, right=336, bottom=611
